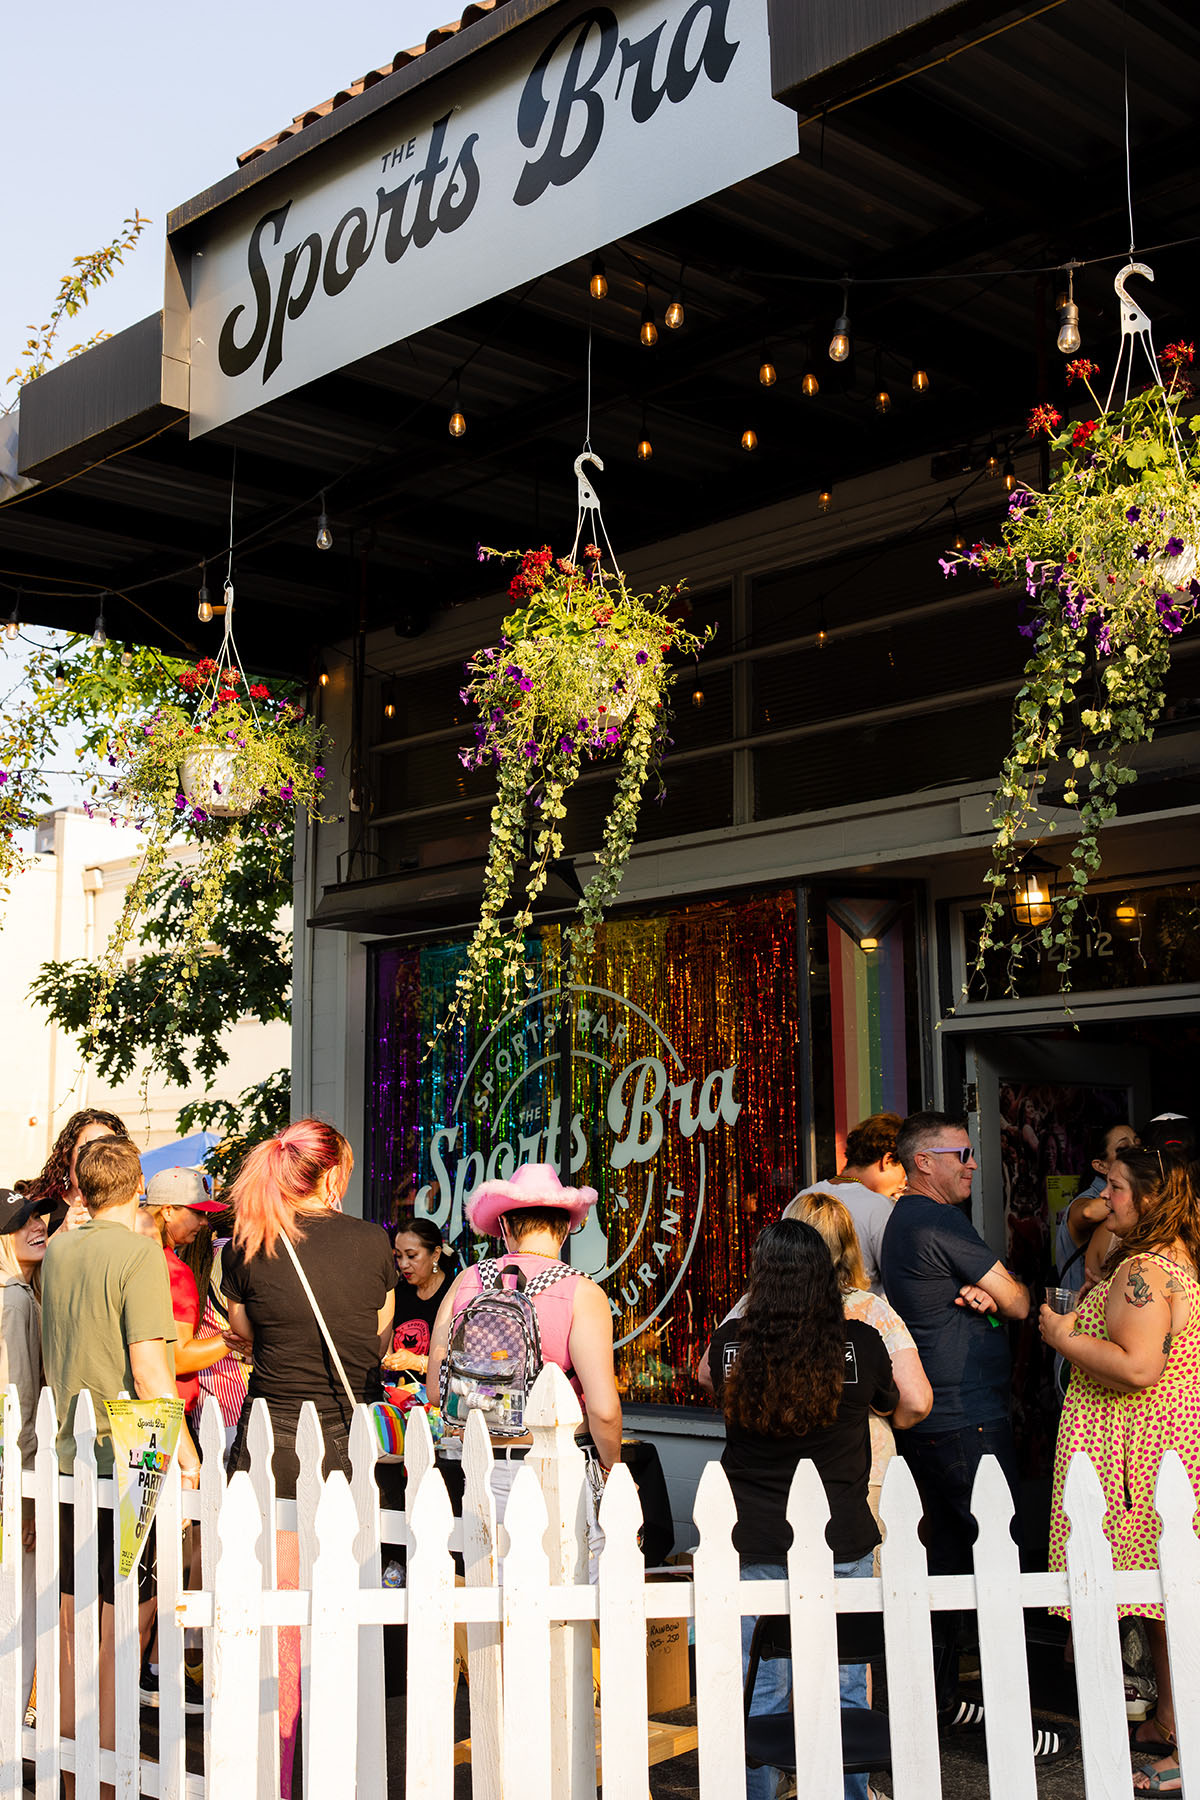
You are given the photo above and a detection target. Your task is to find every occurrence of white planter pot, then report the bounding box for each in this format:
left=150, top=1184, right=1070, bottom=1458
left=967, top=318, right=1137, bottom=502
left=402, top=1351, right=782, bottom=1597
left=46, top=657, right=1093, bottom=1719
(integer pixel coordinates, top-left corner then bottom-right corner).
left=178, top=748, right=254, bottom=818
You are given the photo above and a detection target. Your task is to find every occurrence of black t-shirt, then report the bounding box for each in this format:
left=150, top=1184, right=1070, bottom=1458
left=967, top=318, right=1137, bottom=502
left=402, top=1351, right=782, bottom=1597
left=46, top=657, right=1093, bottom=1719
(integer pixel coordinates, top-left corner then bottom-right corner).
left=879, top=1193, right=1008, bottom=1433
left=708, top=1316, right=898, bottom=1564
left=223, top=1212, right=397, bottom=1424
left=391, top=1273, right=450, bottom=1359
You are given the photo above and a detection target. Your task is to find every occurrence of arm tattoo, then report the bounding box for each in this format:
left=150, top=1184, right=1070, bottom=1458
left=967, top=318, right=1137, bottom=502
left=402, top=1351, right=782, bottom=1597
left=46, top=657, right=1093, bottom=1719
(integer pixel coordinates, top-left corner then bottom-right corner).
left=1125, top=1259, right=1154, bottom=1308
left=1166, top=1272, right=1184, bottom=1295
left=1163, top=1332, right=1173, bottom=1354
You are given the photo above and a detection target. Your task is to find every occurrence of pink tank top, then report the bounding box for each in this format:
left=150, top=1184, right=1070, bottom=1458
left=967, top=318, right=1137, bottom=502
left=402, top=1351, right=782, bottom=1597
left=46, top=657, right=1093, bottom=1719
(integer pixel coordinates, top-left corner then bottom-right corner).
left=451, top=1254, right=583, bottom=1396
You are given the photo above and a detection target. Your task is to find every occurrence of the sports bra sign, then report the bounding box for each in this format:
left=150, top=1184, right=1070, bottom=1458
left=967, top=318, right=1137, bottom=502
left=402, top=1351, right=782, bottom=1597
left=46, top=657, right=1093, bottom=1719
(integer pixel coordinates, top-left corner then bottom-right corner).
left=184, top=0, right=797, bottom=435
left=415, top=985, right=740, bottom=1348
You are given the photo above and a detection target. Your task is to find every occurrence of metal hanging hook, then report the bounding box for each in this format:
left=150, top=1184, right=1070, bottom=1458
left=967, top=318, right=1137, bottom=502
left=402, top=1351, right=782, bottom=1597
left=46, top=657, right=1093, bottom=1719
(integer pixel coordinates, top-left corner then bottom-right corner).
left=1114, top=261, right=1154, bottom=338
left=574, top=449, right=604, bottom=514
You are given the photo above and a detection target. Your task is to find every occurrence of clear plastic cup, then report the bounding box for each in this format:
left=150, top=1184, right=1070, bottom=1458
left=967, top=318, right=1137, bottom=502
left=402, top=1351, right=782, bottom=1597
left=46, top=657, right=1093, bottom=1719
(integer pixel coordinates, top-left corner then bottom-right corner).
left=1047, top=1286, right=1079, bottom=1314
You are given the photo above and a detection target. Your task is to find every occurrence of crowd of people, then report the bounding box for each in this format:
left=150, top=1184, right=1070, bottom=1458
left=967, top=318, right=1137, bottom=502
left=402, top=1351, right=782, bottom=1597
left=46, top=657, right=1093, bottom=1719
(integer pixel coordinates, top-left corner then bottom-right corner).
left=1, top=1098, right=1198, bottom=1800
left=699, top=1105, right=1200, bottom=1800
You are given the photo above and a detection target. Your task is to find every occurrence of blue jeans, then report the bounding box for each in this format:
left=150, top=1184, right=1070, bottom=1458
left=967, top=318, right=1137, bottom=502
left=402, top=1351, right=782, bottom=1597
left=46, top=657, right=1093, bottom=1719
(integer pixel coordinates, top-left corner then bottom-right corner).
left=741, top=1551, right=875, bottom=1800
left=898, top=1419, right=1021, bottom=1714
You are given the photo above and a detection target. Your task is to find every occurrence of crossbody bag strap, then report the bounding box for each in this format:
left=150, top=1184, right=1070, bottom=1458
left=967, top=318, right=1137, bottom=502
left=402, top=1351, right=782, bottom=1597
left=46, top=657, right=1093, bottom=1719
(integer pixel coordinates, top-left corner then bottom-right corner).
left=280, top=1231, right=359, bottom=1415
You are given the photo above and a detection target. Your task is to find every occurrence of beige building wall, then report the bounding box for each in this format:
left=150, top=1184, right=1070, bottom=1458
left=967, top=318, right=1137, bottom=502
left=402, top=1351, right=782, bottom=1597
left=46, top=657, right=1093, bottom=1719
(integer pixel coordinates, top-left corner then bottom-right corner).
left=0, top=808, right=291, bottom=1184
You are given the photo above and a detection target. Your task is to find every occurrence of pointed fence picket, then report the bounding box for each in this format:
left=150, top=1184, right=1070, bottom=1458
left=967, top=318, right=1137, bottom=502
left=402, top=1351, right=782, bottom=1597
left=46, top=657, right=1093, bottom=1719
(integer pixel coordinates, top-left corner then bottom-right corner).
left=6, top=1363, right=1200, bottom=1800
left=244, top=1401, right=281, bottom=1800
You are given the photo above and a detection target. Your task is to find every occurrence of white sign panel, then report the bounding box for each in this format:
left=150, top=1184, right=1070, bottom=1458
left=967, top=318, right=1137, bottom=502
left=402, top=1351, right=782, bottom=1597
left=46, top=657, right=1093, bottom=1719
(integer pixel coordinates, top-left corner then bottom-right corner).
left=186, top=0, right=797, bottom=436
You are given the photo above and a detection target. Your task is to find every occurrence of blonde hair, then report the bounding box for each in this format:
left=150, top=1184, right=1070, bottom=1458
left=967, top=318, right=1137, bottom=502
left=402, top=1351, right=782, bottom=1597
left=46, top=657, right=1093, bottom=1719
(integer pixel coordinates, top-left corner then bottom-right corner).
left=0, top=1231, right=42, bottom=1301
left=782, top=1189, right=868, bottom=1292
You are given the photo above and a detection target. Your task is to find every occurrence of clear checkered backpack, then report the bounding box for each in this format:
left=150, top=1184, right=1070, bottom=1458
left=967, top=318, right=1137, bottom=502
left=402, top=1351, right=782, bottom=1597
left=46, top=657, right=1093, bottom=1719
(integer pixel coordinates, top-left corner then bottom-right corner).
left=440, top=1259, right=571, bottom=1437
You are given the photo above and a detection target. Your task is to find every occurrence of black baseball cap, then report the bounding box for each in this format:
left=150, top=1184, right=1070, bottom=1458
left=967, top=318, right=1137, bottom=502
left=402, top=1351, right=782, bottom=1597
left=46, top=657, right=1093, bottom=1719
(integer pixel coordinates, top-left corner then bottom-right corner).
left=0, top=1190, right=55, bottom=1236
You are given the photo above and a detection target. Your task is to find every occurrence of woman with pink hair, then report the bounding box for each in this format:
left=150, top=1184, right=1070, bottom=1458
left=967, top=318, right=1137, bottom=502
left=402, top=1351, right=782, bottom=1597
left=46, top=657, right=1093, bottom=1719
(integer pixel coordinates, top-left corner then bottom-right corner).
left=222, top=1119, right=396, bottom=1797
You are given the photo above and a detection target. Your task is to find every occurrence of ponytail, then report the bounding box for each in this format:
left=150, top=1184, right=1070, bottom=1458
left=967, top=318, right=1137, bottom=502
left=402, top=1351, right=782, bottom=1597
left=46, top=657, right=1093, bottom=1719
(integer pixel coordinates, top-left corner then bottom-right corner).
left=228, top=1118, right=353, bottom=1259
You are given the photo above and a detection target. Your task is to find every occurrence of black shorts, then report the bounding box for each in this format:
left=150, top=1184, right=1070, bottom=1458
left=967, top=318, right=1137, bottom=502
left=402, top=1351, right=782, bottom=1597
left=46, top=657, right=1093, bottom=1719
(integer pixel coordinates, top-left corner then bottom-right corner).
left=59, top=1504, right=156, bottom=1608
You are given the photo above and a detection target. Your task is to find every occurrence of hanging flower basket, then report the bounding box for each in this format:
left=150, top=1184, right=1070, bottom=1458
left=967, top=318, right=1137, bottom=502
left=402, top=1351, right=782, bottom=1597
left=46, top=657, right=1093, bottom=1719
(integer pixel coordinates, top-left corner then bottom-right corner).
left=447, top=543, right=712, bottom=1028
left=941, top=344, right=1199, bottom=995
left=178, top=746, right=255, bottom=818
left=84, top=650, right=329, bottom=1046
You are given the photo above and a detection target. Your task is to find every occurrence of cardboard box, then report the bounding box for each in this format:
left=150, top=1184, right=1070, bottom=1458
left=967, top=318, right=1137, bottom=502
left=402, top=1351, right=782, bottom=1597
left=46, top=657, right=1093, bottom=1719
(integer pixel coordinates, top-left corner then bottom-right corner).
left=645, top=1615, right=691, bottom=1713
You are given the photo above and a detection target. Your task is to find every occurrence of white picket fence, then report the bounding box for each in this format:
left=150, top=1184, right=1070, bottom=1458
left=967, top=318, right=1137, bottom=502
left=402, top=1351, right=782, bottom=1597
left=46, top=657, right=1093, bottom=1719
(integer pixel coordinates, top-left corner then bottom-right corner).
left=1, top=1365, right=1198, bottom=1800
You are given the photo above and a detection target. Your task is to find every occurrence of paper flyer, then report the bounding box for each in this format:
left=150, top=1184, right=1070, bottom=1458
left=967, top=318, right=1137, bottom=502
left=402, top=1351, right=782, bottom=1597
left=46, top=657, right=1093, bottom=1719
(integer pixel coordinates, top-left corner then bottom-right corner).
left=104, top=1399, right=185, bottom=1578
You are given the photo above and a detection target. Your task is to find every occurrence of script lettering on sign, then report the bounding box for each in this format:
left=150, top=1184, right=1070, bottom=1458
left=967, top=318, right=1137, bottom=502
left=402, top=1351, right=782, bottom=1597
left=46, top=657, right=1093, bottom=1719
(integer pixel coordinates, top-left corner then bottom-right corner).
left=185, top=0, right=796, bottom=435
left=416, top=983, right=740, bottom=1349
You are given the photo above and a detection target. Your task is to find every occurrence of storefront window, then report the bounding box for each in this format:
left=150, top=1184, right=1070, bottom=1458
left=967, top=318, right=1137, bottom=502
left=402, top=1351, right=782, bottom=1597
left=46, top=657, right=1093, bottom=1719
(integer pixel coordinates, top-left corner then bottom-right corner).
left=962, top=881, right=1200, bottom=998
left=367, top=888, right=799, bottom=1407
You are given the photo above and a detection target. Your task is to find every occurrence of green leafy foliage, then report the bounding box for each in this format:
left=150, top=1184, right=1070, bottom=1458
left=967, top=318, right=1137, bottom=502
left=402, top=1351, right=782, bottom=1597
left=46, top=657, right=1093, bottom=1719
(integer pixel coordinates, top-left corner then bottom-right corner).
left=941, top=351, right=1198, bottom=997
left=3, top=213, right=150, bottom=411
left=178, top=1068, right=292, bottom=1183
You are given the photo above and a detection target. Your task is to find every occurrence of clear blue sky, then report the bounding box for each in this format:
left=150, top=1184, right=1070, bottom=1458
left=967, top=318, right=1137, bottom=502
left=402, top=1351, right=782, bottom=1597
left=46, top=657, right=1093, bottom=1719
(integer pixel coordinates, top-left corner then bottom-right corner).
left=2, top=1, right=453, bottom=385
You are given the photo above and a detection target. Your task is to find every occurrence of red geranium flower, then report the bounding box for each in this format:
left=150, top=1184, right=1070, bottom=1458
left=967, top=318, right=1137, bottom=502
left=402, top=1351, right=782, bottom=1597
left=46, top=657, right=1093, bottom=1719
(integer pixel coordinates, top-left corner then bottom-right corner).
left=1163, top=341, right=1194, bottom=366
left=1072, top=419, right=1099, bottom=447
left=1065, top=359, right=1099, bottom=385
left=248, top=684, right=271, bottom=700
left=1028, top=403, right=1062, bottom=435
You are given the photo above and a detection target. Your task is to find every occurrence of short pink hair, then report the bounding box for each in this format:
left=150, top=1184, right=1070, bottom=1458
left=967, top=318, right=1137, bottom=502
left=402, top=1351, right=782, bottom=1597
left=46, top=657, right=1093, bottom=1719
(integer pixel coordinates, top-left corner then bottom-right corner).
left=228, top=1118, right=353, bottom=1260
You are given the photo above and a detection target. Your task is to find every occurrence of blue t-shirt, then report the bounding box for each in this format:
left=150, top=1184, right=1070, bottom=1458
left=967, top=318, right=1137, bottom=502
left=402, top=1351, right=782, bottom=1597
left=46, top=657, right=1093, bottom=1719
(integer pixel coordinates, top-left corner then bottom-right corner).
left=879, top=1194, right=1009, bottom=1434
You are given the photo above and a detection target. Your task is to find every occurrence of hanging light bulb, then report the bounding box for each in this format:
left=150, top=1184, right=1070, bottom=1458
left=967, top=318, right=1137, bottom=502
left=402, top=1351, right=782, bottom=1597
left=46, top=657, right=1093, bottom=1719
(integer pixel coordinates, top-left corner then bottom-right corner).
left=691, top=686, right=705, bottom=708
left=4, top=599, right=18, bottom=642
left=816, top=595, right=829, bottom=648
left=985, top=444, right=1000, bottom=479
left=92, top=601, right=108, bottom=648
left=912, top=365, right=930, bottom=394
left=640, top=301, right=658, bottom=348
left=1057, top=266, right=1082, bottom=355
left=874, top=384, right=891, bottom=415
left=828, top=284, right=852, bottom=362
left=316, top=492, right=333, bottom=551
left=636, top=436, right=653, bottom=462
left=318, top=663, right=330, bottom=689
left=589, top=255, right=608, bottom=300
left=816, top=626, right=829, bottom=649
left=121, top=646, right=133, bottom=668
left=1002, top=455, right=1017, bottom=493
left=383, top=690, right=397, bottom=722
left=197, top=566, right=213, bottom=624
left=448, top=373, right=466, bottom=437
left=758, top=357, right=777, bottom=387
left=54, top=662, right=67, bottom=691
left=801, top=369, right=819, bottom=398
left=817, top=486, right=833, bottom=514
left=951, top=507, right=967, bottom=553
left=741, top=428, right=758, bottom=452
left=665, top=296, right=685, bottom=330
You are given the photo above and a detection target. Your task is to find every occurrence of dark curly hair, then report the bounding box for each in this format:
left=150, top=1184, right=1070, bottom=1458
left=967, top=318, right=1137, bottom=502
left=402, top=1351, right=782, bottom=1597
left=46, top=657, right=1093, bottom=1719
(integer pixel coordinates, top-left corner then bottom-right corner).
left=723, top=1220, right=846, bottom=1437
left=1104, top=1149, right=1200, bottom=1276
left=26, top=1109, right=129, bottom=1205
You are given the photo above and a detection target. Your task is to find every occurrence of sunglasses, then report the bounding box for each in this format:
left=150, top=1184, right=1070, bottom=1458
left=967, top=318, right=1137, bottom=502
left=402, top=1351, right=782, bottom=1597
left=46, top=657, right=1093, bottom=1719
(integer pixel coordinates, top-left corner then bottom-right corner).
left=919, top=1146, right=974, bottom=1165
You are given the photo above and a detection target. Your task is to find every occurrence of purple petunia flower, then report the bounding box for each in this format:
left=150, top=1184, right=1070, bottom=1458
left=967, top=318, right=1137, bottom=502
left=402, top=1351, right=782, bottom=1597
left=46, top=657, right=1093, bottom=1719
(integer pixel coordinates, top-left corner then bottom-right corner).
left=604, top=726, right=620, bottom=745
left=1126, top=506, right=1142, bottom=524
left=191, top=808, right=207, bottom=825
left=518, top=676, right=533, bottom=693
left=314, top=765, right=325, bottom=778
left=280, top=782, right=294, bottom=802
left=636, top=651, right=649, bottom=665
left=524, top=740, right=539, bottom=759
left=559, top=735, right=575, bottom=754
left=174, top=792, right=187, bottom=810
left=0, top=773, right=7, bottom=786
left=938, top=558, right=958, bottom=578
left=1164, top=536, right=1185, bottom=558
left=1132, top=543, right=1150, bottom=563
left=505, top=664, right=523, bottom=681
left=459, top=688, right=471, bottom=705
left=1156, top=593, right=1184, bottom=634
left=476, top=544, right=488, bottom=562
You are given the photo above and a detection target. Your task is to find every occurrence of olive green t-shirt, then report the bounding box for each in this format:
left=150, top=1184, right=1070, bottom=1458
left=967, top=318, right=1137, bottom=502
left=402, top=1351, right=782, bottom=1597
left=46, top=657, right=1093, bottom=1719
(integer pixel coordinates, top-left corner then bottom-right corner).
left=41, top=1216, right=177, bottom=1475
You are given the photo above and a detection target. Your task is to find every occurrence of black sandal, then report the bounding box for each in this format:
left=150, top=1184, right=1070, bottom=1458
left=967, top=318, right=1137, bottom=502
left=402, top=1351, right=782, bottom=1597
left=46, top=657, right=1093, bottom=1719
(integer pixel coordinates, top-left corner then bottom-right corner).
left=1131, top=1719, right=1178, bottom=1758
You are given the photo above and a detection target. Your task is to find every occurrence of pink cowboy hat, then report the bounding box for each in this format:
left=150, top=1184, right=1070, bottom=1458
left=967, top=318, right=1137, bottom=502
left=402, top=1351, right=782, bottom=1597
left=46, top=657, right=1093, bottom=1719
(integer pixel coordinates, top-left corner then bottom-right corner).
left=465, top=1162, right=598, bottom=1238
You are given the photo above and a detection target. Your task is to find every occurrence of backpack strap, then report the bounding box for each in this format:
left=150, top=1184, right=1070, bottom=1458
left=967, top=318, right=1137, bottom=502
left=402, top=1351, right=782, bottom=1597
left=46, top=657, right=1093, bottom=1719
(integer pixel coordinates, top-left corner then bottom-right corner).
left=522, top=1263, right=573, bottom=1298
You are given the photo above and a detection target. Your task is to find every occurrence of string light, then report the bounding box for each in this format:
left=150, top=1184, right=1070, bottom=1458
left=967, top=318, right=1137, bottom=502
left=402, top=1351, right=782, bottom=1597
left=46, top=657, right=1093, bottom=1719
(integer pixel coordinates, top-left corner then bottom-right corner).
left=448, top=372, right=466, bottom=437
left=1057, top=266, right=1082, bottom=355
left=815, top=594, right=828, bottom=649
left=801, top=369, right=819, bottom=398
left=639, top=299, right=658, bottom=348
left=54, top=662, right=66, bottom=691
left=1002, top=455, right=1017, bottom=493
left=817, top=486, right=833, bottom=514
left=874, top=384, right=891, bottom=415
left=951, top=505, right=967, bottom=552
left=985, top=444, right=1000, bottom=479
left=383, top=689, right=397, bottom=721
left=637, top=404, right=653, bottom=461
left=691, top=685, right=705, bottom=707
left=4, top=593, right=18, bottom=641
left=912, top=364, right=930, bottom=394
left=197, top=564, right=213, bottom=623
left=121, top=646, right=133, bottom=667
left=589, top=255, right=608, bottom=301
left=92, top=598, right=108, bottom=648
left=318, top=663, right=330, bottom=688
left=316, top=493, right=333, bottom=551
left=741, top=428, right=758, bottom=452
left=665, top=268, right=685, bottom=329
left=758, top=353, right=777, bottom=387
left=828, top=284, right=851, bottom=362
